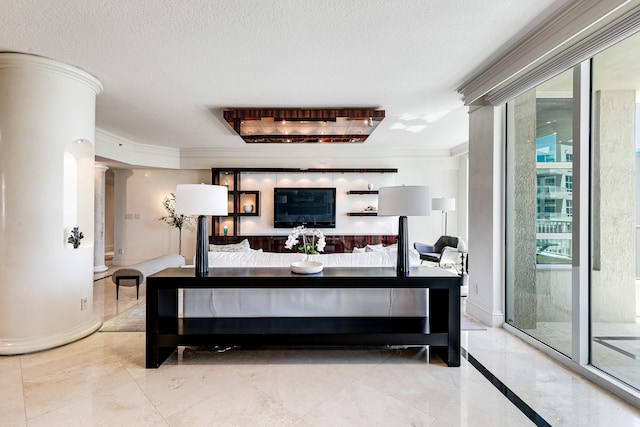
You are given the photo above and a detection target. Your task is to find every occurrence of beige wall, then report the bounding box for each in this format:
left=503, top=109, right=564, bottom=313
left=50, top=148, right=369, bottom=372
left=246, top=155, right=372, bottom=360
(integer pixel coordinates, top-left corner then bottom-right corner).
left=112, top=168, right=211, bottom=265
left=109, top=155, right=465, bottom=265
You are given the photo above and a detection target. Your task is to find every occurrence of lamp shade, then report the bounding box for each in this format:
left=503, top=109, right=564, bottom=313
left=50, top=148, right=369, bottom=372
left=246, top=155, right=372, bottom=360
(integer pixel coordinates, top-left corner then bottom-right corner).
left=378, top=185, right=431, bottom=216
left=174, top=184, right=228, bottom=216
left=432, top=197, right=455, bottom=212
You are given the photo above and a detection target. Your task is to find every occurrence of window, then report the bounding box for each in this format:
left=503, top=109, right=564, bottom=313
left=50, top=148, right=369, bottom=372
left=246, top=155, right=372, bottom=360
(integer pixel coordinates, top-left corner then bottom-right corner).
left=506, top=69, right=574, bottom=356
left=506, top=26, right=640, bottom=396
left=590, top=30, right=640, bottom=392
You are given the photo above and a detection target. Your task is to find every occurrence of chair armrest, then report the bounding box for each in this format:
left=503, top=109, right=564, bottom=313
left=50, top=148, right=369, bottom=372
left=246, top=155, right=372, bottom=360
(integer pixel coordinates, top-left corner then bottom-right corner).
left=439, top=246, right=461, bottom=267
left=413, top=242, right=435, bottom=254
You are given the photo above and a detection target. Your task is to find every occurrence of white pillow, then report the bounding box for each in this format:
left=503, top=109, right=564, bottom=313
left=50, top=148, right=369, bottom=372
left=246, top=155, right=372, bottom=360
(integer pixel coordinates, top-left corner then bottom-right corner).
left=352, top=246, right=366, bottom=253
left=365, top=244, right=385, bottom=252
left=209, top=239, right=251, bottom=252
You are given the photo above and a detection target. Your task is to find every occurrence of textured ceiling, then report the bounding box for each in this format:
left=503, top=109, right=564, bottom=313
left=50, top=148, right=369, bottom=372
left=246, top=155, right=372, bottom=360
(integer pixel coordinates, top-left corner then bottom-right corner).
left=0, top=0, right=563, bottom=153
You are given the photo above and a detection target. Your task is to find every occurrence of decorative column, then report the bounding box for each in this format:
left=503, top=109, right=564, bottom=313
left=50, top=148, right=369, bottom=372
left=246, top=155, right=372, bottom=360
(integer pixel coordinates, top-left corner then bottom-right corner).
left=0, top=53, right=103, bottom=355
left=466, top=104, right=505, bottom=327
left=592, top=90, right=636, bottom=322
left=511, top=90, right=538, bottom=329
left=94, top=163, right=109, bottom=273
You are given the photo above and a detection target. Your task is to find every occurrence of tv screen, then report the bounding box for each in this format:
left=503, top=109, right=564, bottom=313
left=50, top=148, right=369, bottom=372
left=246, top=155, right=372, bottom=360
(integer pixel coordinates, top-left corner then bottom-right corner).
left=274, top=187, right=336, bottom=228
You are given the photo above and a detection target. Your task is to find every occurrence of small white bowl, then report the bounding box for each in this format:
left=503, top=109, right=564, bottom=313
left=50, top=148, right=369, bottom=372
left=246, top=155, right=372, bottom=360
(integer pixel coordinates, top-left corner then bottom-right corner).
left=291, top=261, right=323, bottom=274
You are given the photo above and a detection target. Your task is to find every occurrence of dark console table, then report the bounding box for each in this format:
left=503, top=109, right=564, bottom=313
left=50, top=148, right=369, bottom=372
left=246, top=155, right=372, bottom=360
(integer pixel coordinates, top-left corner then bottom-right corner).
left=146, top=267, right=461, bottom=368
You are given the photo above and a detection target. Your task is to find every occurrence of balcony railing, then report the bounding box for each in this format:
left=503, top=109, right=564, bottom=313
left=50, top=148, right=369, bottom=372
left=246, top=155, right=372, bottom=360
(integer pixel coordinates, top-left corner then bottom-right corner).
left=536, top=185, right=572, bottom=199
left=536, top=220, right=572, bottom=233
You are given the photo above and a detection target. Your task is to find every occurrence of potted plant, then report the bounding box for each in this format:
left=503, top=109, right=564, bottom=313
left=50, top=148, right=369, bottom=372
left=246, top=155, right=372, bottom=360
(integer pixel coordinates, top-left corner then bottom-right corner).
left=158, top=193, right=192, bottom=256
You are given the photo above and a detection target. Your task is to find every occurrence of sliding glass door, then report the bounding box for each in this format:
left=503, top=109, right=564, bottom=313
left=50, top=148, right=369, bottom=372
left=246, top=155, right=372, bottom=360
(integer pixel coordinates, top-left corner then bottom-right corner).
left=505, top=26, right=640, bottom=393
left=505, top=69, right=574, bottom=357
left=590, top=31, right=640, bottom=391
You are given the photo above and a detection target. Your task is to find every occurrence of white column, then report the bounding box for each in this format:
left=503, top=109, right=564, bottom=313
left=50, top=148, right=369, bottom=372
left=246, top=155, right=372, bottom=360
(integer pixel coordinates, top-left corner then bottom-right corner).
left=466, top=104, right=505, bottom=327
left=94, top=163, right=109, bottom=273
left=0, top=53, right=103, bottom=355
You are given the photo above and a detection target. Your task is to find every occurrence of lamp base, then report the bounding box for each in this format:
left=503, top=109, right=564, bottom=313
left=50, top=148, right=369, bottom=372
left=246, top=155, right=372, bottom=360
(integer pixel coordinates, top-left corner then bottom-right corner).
left=444, top=211, right=448, bottom=235
left=195, top=215, right=208, bottom=277
left=397, top=216, right=409, bottom=277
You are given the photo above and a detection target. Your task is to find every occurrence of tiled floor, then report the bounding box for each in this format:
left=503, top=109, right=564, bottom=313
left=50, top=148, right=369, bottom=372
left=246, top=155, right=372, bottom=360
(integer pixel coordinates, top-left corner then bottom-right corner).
left=1, top=269, right=639, bottom=426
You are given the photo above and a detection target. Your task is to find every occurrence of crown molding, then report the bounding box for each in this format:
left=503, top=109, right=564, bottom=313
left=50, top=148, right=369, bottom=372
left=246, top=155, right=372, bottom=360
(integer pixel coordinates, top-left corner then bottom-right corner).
left=95, top=129, right=181, bottom=169
left=0, top=52, right=103, bottom=94
left=457, top=0, right=633, bottom=105
left=450, top=142, right=469, bottom=158
left=487, top=6, right=640, bottom=105
left=178, top=147, right=456, bottom=169
left=95, top=128, right=460, bottom=170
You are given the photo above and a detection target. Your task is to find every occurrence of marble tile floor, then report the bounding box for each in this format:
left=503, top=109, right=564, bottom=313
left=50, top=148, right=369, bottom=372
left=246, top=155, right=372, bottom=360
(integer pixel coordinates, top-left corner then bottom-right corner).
left=520, top=320, right=640, bottom=392
left=1, top=273, right=639, bottom=426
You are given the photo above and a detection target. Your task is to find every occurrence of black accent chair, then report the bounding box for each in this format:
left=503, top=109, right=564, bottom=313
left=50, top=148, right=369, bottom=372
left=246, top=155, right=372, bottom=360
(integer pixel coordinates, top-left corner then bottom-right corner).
left=414, top=235, right=460, bottom=265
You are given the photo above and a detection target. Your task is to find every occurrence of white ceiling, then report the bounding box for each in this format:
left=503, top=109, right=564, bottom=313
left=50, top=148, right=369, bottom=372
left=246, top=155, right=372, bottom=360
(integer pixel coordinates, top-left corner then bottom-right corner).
left=0, top=0, right=564, bottom=153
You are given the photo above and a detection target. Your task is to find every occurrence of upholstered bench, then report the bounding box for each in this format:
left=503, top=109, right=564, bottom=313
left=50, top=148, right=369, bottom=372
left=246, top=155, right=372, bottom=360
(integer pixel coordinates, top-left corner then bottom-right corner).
left=111, top=254, right=185, bottom=299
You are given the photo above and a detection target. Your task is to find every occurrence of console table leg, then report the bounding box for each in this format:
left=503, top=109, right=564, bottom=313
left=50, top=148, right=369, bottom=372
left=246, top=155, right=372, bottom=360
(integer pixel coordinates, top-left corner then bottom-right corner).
left=145, top=285, right=159, bottom=368
left=429, top=286, right=461, bottom=367
left=146, top=286, right=165, bottom=368
left=447, top=283, right=461, bottom=367
left=146, top=288, right=179, bottom=368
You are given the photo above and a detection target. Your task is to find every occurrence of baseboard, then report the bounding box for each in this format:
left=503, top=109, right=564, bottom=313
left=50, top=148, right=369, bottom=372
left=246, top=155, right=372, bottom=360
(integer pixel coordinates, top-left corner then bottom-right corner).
left=465, top=299, right=504, bottom=328
left=0, top=314, right=102, bottom=355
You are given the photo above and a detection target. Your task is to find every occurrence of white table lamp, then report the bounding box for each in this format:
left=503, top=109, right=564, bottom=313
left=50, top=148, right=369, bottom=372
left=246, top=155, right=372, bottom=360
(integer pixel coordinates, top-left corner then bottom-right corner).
left=432, top=197, right=455, bottom=235
left=378, top=185, right=430, bottom=276
left=175, top=184, right=228, bottom=276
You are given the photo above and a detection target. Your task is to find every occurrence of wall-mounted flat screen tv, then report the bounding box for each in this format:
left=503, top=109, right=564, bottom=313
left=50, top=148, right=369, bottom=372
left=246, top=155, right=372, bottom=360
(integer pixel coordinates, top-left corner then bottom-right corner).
left=273, top=187, right=336, bottom=228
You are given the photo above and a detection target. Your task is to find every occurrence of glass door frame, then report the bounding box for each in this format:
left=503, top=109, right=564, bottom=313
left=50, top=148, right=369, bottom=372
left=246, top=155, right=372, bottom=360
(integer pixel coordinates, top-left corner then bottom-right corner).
left=503, top=60, right=640, bottom=406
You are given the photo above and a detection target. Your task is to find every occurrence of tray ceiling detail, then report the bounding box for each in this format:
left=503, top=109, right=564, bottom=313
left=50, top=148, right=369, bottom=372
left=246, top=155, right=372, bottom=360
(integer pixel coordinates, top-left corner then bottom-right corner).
left=223, top=108, right=385, bottom=143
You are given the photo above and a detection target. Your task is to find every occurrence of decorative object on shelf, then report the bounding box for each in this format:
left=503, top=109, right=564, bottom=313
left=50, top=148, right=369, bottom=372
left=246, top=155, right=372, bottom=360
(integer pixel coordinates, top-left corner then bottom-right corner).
left=158, top=193, right=193, bottom=255
left=223, top=224, right=228, bottom=236
left=224, top=176, right=229, bottom=187
left=378, top=185, right=431, bottom=277
left=368, top=183, right=373, bottom=190
left=285, top=225, right=326, bottom=255
left=432, top=197, right=456, bottom=234
left=175, top=184, right=228, bottom=276
left=364, top=205, right=377, bottom=212
left=67, top=226, right=84, bottom=249
left=290, top=260, right=324, bottom=274
left=243, top=203, right=254, bottom=213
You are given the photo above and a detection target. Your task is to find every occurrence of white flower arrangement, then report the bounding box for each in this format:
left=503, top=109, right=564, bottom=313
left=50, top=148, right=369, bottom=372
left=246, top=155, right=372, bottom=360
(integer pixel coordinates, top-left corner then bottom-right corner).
left=284, top=225, right=326, bottom=255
